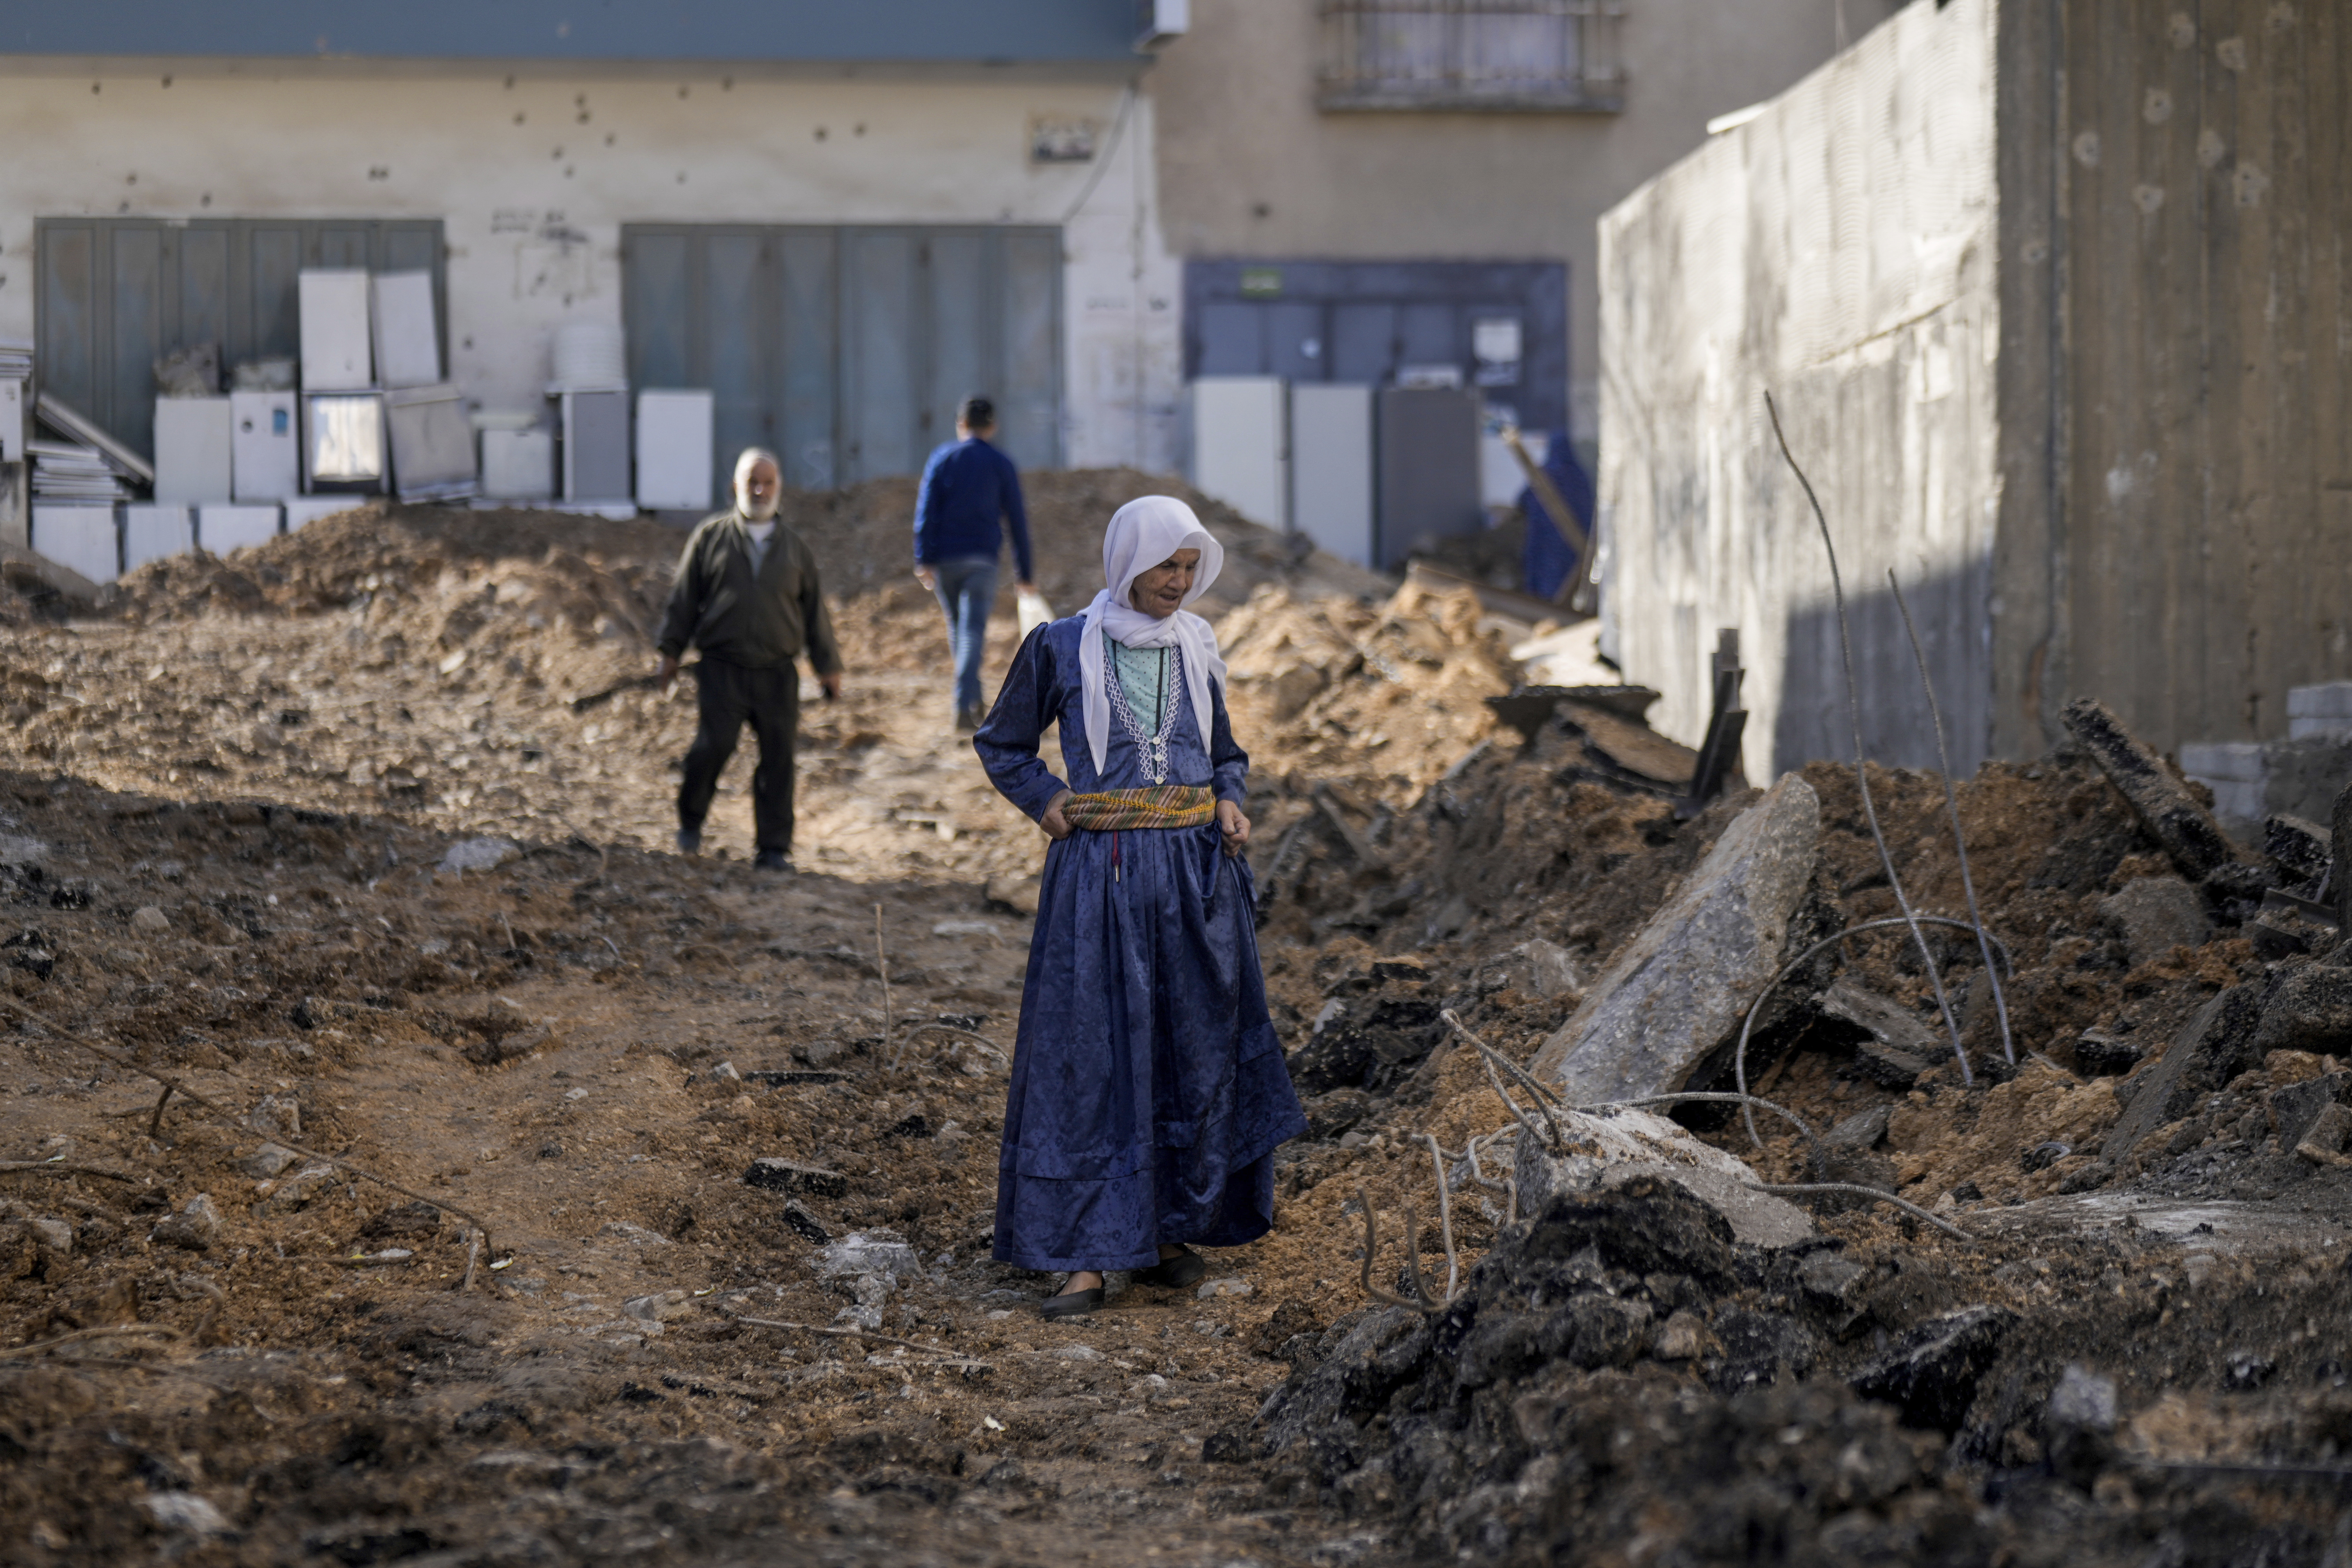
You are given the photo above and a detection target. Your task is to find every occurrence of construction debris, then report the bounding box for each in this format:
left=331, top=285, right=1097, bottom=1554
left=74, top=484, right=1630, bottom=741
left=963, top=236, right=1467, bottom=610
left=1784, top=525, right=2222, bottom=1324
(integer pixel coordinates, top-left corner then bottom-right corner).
left=4, top=485, right=2352, bottom=1561
left=1529, top=772, right=1821, bottom=1105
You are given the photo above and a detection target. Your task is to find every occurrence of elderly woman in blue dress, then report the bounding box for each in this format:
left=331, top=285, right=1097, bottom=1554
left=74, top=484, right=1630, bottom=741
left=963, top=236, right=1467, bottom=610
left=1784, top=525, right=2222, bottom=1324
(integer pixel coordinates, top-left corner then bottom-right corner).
left=974, top=496, right=1308, bottom=1318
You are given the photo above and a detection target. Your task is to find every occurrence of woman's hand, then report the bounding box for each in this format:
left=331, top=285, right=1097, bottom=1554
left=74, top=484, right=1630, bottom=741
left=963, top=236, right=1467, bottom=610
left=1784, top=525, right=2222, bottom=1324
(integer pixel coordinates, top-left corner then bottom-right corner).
left=1040, top=790, right=1075, bottom=841
left=1216, top=799, right=1250, bottom=858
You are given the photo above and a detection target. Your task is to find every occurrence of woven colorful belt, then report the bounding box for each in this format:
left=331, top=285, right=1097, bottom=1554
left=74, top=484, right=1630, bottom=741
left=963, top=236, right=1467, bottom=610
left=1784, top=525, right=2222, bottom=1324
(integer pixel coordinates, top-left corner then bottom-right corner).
left=1062, top=785, right=1216, bottom=831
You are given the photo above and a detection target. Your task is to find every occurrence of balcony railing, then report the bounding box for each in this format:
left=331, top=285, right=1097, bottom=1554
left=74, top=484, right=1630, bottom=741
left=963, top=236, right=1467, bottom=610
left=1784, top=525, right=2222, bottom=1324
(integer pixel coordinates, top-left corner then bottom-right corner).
left=1318, top=0, right=1624, bottom=113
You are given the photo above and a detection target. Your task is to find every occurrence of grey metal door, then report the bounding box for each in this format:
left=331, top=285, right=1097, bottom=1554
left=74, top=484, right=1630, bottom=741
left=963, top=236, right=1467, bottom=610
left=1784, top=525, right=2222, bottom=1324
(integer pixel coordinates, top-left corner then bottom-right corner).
left=623, top=223, right=1063, bottom=498
left=1182, top=259, right=1568, bottom=433
left=34, top=217, right=445, bottom=462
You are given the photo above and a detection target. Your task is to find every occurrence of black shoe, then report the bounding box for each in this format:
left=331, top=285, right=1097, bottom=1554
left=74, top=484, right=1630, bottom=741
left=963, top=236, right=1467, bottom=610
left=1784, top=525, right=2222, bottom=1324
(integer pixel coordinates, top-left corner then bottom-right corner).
left=1131, top=1246, right=1205, bottom=1289
left=675, top=829, right=701, bottom=856
left=1041, top=1283, right=1102, bottom=1319
left=954, top=705, right=982, bottom=735
left=753, top=849, right=793, bottom=872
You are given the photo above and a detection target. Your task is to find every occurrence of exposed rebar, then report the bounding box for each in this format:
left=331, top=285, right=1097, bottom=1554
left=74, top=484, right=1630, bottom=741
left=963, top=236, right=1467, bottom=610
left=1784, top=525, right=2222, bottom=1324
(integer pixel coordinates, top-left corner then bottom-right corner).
left=1764, top=391, right=1969, bottom=1085
left=1355, top=1185, right=1446, bottom=1313
left=1748, top=1181, right=1977, bottom=1242
left=1421, top=1134, right=1462, bottom=1301
left=874, top=904, right=893, bottom=1042
left=1887, top=567, right=2016, bottom=1066
left=1443, top=1009, right=1564, bottom=1151
left=1732, top=913, right=2012, bottom=1145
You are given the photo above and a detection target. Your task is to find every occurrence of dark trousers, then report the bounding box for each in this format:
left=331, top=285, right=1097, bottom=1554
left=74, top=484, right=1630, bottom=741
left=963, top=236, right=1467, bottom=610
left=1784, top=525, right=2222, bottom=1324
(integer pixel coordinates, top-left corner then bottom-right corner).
left=679, top=658, right=800, bottom=853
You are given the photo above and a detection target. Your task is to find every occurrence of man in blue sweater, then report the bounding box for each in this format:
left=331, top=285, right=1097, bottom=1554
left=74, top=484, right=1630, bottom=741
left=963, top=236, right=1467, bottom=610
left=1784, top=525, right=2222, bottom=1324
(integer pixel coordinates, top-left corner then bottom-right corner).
left=912, top=396, right=1036, bottom=733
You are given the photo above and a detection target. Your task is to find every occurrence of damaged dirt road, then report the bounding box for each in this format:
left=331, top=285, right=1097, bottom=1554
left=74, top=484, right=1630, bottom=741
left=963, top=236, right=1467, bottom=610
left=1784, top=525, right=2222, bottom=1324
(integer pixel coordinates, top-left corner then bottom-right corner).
left=7, top=483, right=2352, bottom=1565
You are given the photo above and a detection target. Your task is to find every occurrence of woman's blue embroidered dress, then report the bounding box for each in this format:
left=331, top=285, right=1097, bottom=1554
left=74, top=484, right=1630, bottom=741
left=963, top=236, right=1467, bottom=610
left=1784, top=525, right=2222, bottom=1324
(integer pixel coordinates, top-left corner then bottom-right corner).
left=974, top=617, right=1307, bottom=1272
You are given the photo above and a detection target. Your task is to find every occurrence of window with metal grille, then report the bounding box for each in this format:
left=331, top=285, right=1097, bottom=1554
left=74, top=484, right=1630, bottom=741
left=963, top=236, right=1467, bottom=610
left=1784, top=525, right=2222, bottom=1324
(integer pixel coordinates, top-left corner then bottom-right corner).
left=1318, top=1, right=1624, bottom=113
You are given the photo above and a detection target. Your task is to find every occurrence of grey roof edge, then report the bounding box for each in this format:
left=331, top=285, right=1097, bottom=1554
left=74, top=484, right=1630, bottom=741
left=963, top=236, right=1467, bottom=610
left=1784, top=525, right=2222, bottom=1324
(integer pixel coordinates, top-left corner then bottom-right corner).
left=0, top=54, right=1147, bottom=85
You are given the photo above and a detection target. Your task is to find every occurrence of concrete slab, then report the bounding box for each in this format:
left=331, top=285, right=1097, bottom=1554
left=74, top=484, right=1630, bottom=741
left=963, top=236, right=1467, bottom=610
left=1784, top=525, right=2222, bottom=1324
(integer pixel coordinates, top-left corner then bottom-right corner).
left=1531, top=772, right=1819, bottom=1104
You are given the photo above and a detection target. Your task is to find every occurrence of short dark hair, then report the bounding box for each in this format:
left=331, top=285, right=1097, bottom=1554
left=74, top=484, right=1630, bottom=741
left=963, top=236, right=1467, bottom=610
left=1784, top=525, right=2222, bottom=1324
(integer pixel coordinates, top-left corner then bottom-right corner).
left=958, top=396, right=996, bottom=430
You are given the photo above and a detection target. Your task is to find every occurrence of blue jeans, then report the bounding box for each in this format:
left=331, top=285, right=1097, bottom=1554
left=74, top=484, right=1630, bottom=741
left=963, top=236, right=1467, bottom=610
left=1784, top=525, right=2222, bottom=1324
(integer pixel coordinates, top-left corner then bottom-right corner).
left=929, top=554, right=998, bottom=714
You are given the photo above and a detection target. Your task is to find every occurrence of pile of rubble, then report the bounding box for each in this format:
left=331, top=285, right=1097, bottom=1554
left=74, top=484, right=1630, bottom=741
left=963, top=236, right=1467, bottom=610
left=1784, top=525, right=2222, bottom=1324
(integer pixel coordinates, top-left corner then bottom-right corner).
left=1220, top=682, right=2352, bottom=1561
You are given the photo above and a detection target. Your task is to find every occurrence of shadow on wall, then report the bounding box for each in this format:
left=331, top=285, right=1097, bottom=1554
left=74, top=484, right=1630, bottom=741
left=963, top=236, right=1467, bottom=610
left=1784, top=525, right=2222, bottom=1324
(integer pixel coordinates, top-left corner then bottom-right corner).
left=1772, top=555, right=1991, bottom=782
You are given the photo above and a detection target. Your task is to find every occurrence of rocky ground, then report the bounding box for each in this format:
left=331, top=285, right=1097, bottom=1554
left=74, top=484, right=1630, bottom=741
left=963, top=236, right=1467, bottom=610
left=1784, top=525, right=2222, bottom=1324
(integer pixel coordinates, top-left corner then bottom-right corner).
left=3, top=477, right=2352, bottom=1565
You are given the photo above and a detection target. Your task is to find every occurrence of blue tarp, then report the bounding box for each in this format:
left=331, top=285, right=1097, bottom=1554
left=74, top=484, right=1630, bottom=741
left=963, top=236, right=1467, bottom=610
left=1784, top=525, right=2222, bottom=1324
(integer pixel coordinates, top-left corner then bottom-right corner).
left=1519, top=432, right=1595, bottom=603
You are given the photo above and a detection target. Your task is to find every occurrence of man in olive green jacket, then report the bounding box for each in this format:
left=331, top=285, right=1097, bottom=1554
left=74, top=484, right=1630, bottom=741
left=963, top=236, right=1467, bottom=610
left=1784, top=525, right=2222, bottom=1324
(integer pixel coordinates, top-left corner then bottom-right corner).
left=655, top=447, right=843, bottom=870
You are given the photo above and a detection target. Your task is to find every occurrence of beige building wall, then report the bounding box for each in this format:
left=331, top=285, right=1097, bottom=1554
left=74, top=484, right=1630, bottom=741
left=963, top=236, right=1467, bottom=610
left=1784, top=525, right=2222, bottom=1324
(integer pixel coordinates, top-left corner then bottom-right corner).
left=0, top=62, right=1184, bottom=472
left=1145, top=0, right=1897, bottom=440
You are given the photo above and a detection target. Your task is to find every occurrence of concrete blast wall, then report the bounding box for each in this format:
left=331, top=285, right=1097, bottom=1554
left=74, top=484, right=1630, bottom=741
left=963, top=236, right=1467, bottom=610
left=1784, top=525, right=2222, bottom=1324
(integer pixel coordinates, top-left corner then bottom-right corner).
left=1599, top=0, right=1998, bottom=781
left=1603, top=0, right=2352, bottom=779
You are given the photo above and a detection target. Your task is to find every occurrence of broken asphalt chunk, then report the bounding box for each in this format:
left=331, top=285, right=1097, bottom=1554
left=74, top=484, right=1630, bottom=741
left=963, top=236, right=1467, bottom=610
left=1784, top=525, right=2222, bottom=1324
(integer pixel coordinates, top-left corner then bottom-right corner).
left=1531, top=772, right=1819, bottom=1104
left=1849, top=1304, right=2017, bottom=1432
left=742, top=1157, right=849, bottom=1199
left=1818, top=978, right=1942, bottom=1089
left=2268, top=1072, right=2352, bottom=1153
left=2101, top=986, right=2266, bottom=1161
left=2097, top=876, right=2209, bottom=968
left=2060, top=698, right=2234, bottom=881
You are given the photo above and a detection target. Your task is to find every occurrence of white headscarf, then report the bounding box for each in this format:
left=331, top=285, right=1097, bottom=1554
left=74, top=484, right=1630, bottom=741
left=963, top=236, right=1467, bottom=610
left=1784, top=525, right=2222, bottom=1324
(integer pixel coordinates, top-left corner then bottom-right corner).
left=1077, top=496, right=1228, bottom=776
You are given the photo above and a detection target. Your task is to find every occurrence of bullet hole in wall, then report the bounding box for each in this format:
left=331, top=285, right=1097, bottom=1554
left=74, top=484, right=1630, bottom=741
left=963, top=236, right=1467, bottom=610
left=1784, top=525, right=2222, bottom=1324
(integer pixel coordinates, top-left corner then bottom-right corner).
left=854, top=123, right=867, bottom=136
left=368, top=166, right=390, bottom=181
left=91, top=82, right=100, bottom=94
left=564, top=167, right=575, bottom=179
left=1252, top=202, right=1271, bottom=218
left=200, top=193, right=212, bottom=206
left=161, top=76, right=172, bottom=88
left=126, top=173, right=137, bottom=185
left=505, top=74, right=516, bottom=88
left=814, top=126, right=828, bottom=141
left=721, top=76, right=733, bottom=90
left=552, top=147, right=564, bottom=159
left=605, top=133, right=616, bottom=146
left=575, top=92, right=587, bottom=105
left=677, top=172, right=688, bottom=184
left=462, top=337, right=473, bottom=351
left=576, top=112, right=591, bottom=123
left=677, top=84, right=688, bottom=98
left=515, top=112, right=526, bottom=124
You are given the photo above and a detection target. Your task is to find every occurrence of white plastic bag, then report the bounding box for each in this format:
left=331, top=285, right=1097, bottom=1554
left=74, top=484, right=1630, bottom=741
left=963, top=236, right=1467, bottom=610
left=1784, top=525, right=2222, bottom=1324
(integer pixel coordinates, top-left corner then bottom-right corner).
left=1017, top=589, right=1055, bottom=638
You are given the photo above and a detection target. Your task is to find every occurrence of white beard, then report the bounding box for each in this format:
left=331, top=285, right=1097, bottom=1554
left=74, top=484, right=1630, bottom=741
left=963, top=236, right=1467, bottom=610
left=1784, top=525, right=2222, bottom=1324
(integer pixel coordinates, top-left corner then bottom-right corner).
left=736, top=489, right=779, bottom=521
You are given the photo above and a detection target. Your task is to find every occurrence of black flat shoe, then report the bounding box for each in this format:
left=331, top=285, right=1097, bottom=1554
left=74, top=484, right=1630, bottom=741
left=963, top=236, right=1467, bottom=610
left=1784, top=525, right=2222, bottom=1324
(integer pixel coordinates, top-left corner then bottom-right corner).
left=1040, top=1285, right=1103, bottom=1319
left=1131, top=1247, right=1205, bottom=1289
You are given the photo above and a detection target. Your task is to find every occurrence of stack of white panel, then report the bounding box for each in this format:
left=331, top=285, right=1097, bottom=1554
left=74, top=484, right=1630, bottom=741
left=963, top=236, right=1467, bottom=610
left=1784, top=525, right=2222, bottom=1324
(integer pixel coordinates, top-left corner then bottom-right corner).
left=635, top=390, right=714, bottom=510
left=198, top=505, right=281, bottom=554
left=231, top=391, right=299, bottom=501
left=0, top=334, right=28, bottom=462
left=284, top=497, right=367, bottom=531
left=370, top=271, right=441, bottom=388
left=1189, top=377, right=1288, bottom=531
left=154, top=397, right=232, bottom=504
left=30, top=506, right=119, bottom=583
left=123, top=504, right=194, bottom=571
left=1289, top=384, right=1374, bottom=568
left=385, top=385, right=477, bottom=500
left=299, top=271, right=373, bottom=391
left=481, top=429, right=554, bottom=500
left=304, top=394, right=387, bottom=493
